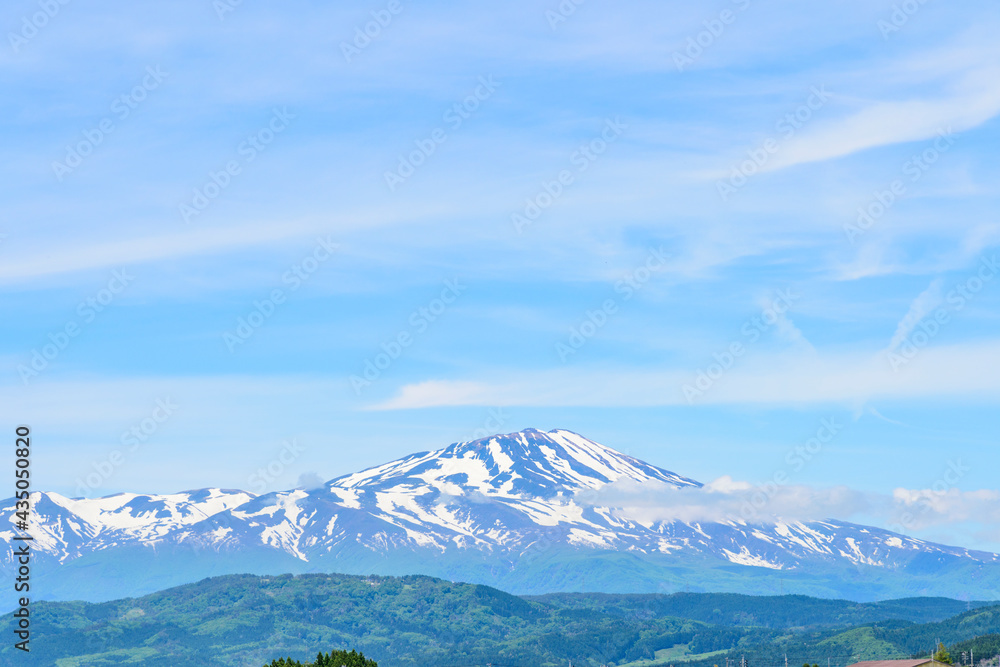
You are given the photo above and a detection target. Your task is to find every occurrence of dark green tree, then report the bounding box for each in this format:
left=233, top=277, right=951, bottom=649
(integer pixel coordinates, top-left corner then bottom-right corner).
left=265, top=648, right=376, bottom=667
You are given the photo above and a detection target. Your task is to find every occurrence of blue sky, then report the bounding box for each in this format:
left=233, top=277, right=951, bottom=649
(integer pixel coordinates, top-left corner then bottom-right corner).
left=2, top=1, right=999, bottom=551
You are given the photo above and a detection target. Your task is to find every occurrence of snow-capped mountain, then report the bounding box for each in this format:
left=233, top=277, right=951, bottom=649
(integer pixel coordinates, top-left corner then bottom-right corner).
left=1, top=488, right=254, bottom=563
left=175, top=428, right=699, bottom=557
left=4, top=429, right=998, bottom=603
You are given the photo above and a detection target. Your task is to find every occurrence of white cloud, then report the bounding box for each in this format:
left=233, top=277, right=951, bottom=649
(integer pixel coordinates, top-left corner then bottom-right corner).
left=766, top=306, right=815, bottom=354
left=0, top=217, right=360, bottom=285
left=574, top=476, right=1000, bottom=549
left=886, top=278, right=945, bottom=352
left=837, top=228, right=1000, bottom=282
left=574, top=476, right=874, bottom=525
left=766, top=58, right=1000, bottom=171
left=370, top=340, right=1000, bottom=409
left=296, top=472, right=325, bottom=490
left=891, top=486, right=1000, bottom=529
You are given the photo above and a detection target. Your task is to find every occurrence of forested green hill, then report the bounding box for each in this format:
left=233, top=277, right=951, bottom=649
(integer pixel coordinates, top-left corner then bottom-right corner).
left=3, top=573, right=996, bottom=667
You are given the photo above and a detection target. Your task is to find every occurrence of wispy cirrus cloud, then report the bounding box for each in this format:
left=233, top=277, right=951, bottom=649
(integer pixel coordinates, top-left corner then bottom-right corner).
left=0, top=220, right=330, bottom=284
left=765, top=55, right=1000, bottom=171
left=886, top=278, right=945, bottom=352
left=369, top=340, right=1000, bottom=409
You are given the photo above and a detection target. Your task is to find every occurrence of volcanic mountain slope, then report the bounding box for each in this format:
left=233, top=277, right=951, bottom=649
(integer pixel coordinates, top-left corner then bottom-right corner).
left=187, top=427, right=703, bottom=556
left=3, top=428, right=998, bottom=602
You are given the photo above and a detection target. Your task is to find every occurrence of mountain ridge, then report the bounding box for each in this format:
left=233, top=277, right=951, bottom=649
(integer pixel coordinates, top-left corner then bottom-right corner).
left=3, top=428, right=999, bottom=603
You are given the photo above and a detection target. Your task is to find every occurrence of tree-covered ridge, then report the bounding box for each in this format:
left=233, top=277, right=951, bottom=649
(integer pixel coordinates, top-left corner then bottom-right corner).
left=526, top=592, right=992, bottom=629
left=0, top=573, right=705, bottom=666
left=265, top=648, right=378, bottom=667
left=0, top=572, right=996, bottom=666
left=949, top=634, right=1000, bottom=662
left=672, top=605, right=1000, bottom=667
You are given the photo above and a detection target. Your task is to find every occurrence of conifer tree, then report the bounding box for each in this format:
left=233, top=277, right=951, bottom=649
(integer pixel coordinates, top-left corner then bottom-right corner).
left=935, top=642, right=954, bottom=665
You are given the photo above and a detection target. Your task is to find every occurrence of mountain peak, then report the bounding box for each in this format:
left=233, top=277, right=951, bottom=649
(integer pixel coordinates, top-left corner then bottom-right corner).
left=5, top=429, right=999, bottom=604
left=326, top=427, right=700, bottom=501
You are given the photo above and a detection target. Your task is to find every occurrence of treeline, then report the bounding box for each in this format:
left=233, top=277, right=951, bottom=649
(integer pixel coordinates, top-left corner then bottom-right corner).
left=265, top=648, right=378, bottom=667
